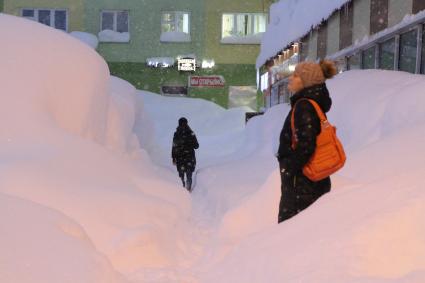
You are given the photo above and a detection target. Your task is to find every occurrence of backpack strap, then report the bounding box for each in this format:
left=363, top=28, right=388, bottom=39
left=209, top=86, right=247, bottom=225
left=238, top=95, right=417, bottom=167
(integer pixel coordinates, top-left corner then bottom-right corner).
left=291, top=98, right=327, bottom=149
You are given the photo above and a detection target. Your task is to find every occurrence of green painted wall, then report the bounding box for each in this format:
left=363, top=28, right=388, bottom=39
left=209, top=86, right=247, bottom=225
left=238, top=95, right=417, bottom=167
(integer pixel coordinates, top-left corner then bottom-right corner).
left=204, top=0, right=272, bottom=64
left=3, top=0, right=85, bottom=31
left=108, top=62, right=256, bottom=108
left=4, top=0, right=270, bottom=109
left=0, top=0, right=3, bottom=12
left=85, top=0, right=205, bottom=62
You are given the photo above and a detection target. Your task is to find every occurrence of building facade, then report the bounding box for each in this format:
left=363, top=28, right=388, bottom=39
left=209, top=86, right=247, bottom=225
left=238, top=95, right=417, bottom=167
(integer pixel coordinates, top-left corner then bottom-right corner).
left=3, top=0, right=273, bottom=109
left=260, top=0, right=425, bottom=109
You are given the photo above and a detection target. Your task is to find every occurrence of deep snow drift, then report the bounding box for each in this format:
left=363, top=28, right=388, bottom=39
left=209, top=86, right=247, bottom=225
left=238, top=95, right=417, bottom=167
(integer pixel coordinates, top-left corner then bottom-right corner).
left=197, top=70, right=425, bottom=282
left=1, top=13, right=425, bottom=283
left=0, top=14, right=192, bottom=283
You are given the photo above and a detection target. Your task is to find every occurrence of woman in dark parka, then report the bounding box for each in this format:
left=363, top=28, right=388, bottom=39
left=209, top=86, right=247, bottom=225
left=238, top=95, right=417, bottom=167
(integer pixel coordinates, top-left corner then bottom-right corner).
left=276, top=60, right=337, bottom=223
left=172, top=117, right=199, bottom=192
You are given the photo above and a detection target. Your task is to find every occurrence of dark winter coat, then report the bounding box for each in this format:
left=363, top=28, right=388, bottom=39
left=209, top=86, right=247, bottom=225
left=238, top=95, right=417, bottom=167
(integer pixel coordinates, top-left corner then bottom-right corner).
left=277, top=83, right=332, bottom=223
left=172, top=125, right=199, bottom=174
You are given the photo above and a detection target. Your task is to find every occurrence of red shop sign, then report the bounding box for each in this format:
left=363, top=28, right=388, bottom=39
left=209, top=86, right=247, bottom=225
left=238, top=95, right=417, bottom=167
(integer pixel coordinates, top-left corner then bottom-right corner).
left=189, top=76, right=225, bottom=87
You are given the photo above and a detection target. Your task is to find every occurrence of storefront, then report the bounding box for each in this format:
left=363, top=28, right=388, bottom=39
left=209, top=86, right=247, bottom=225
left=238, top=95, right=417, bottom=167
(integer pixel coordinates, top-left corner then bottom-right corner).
left=336, top=18, right=425, bottom=74
left=261, top=44, right=300, bottom=109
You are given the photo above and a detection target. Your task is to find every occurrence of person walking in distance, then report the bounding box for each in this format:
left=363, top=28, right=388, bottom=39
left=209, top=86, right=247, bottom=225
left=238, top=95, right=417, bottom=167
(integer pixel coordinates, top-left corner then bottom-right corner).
left=172, top=117, right=199, bottom=192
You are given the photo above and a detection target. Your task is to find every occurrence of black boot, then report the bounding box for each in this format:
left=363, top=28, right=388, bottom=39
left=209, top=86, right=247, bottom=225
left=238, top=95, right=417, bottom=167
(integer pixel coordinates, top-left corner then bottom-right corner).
left=186, top=178, right=192, bottom=192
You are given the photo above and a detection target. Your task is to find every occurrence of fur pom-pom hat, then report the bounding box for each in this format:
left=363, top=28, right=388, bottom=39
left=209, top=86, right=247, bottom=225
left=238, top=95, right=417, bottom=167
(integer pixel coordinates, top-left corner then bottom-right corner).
left=294, top=60, right=338, bottom=88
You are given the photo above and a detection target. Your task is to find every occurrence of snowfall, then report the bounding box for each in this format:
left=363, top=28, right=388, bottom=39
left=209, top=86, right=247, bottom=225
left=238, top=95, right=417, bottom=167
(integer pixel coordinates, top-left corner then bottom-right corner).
left=1, top=14, right=425, bottom=283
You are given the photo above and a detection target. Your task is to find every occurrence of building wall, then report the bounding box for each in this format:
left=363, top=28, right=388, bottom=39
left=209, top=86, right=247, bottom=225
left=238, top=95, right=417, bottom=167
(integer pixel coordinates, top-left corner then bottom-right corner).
left=204, top=0, right=272, bottom=65
left=85, top=0, right=205, bottom=63
left=339, top=2, right=354, bottom=49
left=317, top=22, right=328, bottom=60
left=370, top=0, right=388, bottom=34
left=0, top=0, right=3, bottom=12
left=307, top=30, right=318, bottom=61
left=353, top=0, right=371, bottom=42
left=327, top=12, right=340, bottom=55
left=413, top=0, right=425, bottom=13
left=3, top=0, right=85, bottom=31
left=388, top=0, right=413, bottom=27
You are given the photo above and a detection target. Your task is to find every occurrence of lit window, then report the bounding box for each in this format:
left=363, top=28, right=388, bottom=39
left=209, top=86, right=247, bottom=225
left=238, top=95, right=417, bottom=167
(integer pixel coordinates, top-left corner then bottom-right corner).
left=161, top=12, right=190, bottom=43
left=21, top=9, right=68, bottom=31
left=162, top=12, right=190, bottom=33
left=221, top=13, right=267, bottom=43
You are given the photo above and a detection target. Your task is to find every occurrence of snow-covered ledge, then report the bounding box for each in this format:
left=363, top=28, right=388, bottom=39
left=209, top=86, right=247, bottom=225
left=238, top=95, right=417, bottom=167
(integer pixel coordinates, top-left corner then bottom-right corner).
left=221, top=33, right=264, bottom=45
left=160, top=31, right=191, bottom=43
left=98, top=30, right=130, bottom=43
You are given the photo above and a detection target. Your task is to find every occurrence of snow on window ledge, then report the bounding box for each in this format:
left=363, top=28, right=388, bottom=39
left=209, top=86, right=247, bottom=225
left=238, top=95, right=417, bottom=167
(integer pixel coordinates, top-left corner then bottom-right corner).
left=98, top=30, right=130, bottom=43
left=221, top=33, right=264, bottom=45
left=160, top=31, right=191, bottom=43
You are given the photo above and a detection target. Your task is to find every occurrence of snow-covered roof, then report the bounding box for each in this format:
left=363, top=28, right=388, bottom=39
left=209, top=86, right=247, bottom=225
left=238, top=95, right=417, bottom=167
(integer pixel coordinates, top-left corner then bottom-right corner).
left=256, top=0, right=350, bottom=68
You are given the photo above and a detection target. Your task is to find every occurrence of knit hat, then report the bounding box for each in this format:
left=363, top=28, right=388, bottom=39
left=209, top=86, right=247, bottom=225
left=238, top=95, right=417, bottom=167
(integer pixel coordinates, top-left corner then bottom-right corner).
left=294, top=60, right=337, bottom=88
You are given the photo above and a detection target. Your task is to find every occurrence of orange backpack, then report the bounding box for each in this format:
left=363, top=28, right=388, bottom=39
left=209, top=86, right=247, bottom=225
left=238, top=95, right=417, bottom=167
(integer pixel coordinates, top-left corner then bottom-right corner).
left=291, top=99, right=346, bottom=181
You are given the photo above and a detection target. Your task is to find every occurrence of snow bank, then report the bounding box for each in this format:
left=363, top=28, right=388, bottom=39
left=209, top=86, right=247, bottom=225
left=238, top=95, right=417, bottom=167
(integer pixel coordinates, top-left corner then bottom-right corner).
left=160, top=31, right=191, bottom=43
left=0, top=14, right=192, bottom=281
left=98, top=30, right=130, bottom=43
left=0, top=193, right=127, bottom=283
left=0, top=14, right=110, bottom=144
left=199, top=70, right=425, bottom=282
left=221, top=33, right=264, bottom=45
left=256, top=0, right=350, bottom=68
left=105, top=76, right=138, bottom=151
left=70, top=31, right=99, bottom=49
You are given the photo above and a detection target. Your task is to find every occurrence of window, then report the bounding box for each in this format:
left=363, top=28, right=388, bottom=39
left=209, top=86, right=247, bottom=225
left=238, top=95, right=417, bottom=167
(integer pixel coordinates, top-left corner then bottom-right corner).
left=160, top=12, right=190, bottom=42
left=99, top=10, right=129, bottom=42
left=362, top=46, right=376, bottom=69
left=399, top=29, right=418, bottom=73
left=21, top=9, right=68, bottom=31
left=347, top=53, right=361, bottom=70
left=101, top=10, right=129, bottom=32
left=221, top=13, right=267, bottom=44
left=379, top=38, right=395, bottom=70
left=162, top=12, right=190, bottom=34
